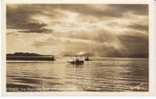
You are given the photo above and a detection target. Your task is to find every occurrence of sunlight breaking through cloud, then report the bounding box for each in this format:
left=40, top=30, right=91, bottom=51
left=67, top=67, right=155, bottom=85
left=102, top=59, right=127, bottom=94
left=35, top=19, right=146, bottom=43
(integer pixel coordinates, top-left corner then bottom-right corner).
left=7, top=4, right=148, bottom=57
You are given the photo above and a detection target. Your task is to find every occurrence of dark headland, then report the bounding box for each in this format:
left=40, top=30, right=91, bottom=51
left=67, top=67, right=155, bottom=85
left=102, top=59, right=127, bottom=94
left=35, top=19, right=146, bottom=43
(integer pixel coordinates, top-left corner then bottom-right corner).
left=6, top=52, right=55, bottom=61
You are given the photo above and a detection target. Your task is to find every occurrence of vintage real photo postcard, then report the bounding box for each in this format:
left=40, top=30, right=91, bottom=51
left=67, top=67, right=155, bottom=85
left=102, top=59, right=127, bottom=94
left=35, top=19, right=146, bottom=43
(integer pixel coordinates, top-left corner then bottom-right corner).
left=2, top=0, right=154, bottom=95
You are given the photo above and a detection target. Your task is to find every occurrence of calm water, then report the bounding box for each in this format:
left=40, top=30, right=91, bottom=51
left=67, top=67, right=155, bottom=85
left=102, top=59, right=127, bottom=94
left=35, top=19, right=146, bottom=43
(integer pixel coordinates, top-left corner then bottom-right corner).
left=7, top=57, right=148, bottom=92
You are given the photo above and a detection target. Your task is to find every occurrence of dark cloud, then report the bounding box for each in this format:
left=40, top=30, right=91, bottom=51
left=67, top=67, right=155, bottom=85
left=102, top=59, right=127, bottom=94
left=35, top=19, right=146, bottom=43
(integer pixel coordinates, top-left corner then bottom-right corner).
left=118, top=34, right=148, bottom=57
left=128, top=24, right=148, bottom=32
left=7, top=5, right=52, bottom=33
left=109, top=4, right=148, bottom=16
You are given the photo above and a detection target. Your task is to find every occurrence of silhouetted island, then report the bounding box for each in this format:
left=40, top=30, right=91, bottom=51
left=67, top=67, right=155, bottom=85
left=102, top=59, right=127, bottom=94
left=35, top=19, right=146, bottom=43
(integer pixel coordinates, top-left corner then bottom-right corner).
left=6, top=52, right=55, bottom=61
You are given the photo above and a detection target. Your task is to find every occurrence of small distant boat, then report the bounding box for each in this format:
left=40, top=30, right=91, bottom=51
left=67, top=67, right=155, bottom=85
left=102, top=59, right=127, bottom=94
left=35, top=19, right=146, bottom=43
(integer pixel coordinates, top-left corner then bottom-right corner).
left=84, top=56, right=89, bottom=61
left=77, top=52, right=91, bottom=61
left=68, top=58, right=84, bottom=65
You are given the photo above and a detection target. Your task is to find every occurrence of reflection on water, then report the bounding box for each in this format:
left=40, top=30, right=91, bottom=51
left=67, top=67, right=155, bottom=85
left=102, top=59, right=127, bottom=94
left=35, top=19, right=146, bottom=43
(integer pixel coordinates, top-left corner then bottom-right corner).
left=7, top=57, right=148, bottom=92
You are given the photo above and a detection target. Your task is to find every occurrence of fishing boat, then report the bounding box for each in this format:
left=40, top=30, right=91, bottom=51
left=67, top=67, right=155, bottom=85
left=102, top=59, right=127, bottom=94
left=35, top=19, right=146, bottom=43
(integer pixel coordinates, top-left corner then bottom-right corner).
left=67, top=52, right=91, bottom=65
left=68, top=57, right=84, bottom=65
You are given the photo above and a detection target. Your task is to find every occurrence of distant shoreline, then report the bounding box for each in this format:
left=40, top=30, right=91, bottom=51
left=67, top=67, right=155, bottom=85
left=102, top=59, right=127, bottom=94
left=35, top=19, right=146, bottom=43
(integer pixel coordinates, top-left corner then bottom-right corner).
left=6, top=52, right=55, bottom=61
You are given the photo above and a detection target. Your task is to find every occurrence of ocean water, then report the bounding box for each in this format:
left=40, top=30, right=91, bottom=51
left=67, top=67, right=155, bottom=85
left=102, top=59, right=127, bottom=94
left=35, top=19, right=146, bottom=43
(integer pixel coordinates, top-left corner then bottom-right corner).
left=7, top=57, right=148, bottom=92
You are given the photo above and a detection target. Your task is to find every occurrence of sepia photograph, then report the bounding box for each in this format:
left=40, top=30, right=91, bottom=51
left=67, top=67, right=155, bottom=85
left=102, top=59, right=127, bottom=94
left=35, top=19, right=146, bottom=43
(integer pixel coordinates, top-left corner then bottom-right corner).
left=6, top=3, right=149, bottom=93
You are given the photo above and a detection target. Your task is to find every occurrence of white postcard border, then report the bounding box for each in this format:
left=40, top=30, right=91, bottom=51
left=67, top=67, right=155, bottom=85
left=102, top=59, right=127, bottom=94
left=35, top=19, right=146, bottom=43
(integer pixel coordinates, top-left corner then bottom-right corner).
left=1, top=0, right=155, bottom=96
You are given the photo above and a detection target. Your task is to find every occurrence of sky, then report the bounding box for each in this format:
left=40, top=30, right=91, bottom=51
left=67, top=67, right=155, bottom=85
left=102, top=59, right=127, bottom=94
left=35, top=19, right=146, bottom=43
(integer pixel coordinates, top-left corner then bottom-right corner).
left=7, top=4, right=148, bottom=57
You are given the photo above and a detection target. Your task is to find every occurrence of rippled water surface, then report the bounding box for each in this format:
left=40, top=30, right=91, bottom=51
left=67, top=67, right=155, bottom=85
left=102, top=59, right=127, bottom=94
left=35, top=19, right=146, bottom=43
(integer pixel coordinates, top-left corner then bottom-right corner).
left=7, top=57, right=148, bottom=92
